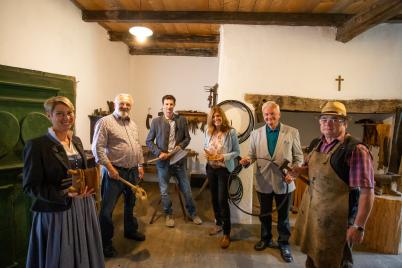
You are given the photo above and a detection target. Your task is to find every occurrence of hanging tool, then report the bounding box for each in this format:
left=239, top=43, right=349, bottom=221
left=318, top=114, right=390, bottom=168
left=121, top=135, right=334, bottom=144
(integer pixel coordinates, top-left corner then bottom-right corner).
left=146, top=107, right=152, bottom=130
left=205, top=83, right=218, bottom=108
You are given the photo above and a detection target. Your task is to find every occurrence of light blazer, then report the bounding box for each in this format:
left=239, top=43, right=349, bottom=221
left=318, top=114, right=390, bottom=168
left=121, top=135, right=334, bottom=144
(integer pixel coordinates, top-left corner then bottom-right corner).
left=22, top=134, right=87, bottom=212
left=203, top=128, right=240, bottom=172
left=248, top=123, right=303, bottom=194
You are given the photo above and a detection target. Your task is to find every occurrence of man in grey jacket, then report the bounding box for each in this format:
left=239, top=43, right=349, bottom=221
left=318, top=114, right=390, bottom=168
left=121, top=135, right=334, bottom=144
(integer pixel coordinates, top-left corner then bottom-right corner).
left=146, top=94, right=202, bottom=227
left=240, top=101, right=303, bottom=263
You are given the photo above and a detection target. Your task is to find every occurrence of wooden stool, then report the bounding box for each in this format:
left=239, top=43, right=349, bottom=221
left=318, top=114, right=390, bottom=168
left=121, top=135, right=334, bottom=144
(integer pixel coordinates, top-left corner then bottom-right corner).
left=149, top=177, right=187, bottom=224
left=194, top=177, right=209, bottom=200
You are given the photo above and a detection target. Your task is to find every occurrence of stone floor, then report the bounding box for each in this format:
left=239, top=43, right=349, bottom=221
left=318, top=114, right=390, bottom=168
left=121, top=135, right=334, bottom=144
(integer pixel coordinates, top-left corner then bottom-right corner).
left=105, top=181, right=402, bottom=268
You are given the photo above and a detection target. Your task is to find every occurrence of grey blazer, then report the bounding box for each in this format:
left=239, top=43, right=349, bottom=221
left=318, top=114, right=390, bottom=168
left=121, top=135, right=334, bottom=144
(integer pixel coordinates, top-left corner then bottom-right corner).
left=248, top=123, right=303, bottom=194
left=146, top=114, right=191, bottom=167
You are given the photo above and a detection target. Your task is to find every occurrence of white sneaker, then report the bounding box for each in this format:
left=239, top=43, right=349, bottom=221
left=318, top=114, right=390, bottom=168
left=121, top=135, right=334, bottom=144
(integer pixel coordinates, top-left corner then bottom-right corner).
left=191, top=215, right=203, bottom=225
left=166, top=215, right=175, bottom=228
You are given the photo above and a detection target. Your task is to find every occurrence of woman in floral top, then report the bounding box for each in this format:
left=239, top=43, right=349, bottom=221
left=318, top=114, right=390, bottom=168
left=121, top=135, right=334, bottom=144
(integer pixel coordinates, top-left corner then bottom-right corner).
left=204, top=106, right=240, bottom=249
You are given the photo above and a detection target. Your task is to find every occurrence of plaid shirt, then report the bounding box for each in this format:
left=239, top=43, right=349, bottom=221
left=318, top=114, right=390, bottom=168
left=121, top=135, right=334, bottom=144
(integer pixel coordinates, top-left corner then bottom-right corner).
left=92, top=112, right=144, bottom=168
left=319, top=135, right=374, bottom=189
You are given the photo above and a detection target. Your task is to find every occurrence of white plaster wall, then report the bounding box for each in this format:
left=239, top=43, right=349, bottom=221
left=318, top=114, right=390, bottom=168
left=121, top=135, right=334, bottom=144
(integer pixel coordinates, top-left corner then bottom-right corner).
left=128, top=56, right=219, bottom=180
left=219, top=24, right=402, bottom=101
left=0, top=0, right=130, bottom=148
left=219, top=24, right=402, bottom=224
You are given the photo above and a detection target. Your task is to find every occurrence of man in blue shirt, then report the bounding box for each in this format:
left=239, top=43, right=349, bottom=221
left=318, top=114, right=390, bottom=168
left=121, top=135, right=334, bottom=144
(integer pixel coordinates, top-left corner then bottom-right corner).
left=240, top=101, right=303, bottom=263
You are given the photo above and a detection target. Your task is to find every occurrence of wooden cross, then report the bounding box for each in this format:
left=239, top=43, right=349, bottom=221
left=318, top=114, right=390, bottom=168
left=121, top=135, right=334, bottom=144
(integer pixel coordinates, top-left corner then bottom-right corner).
left=335, top=75, right=344, bottom=91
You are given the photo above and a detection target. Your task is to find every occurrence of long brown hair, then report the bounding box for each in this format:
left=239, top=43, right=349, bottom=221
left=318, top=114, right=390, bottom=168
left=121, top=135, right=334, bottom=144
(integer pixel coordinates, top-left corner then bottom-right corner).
left=207, top=106, right=231, bottom=135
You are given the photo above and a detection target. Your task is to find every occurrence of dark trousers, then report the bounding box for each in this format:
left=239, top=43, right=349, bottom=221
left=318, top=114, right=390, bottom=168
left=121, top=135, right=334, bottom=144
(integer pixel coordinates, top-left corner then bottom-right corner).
left=99, top=166, right=139, bottom=247
left=206, top=164, right=231, bottom=235
left=257, top=191, right=291, bottom=246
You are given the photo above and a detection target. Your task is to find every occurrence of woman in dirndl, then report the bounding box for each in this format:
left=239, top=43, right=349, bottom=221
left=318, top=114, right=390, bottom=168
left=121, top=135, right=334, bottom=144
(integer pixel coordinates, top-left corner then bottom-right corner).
left=23, top=96, right=104, bottom=268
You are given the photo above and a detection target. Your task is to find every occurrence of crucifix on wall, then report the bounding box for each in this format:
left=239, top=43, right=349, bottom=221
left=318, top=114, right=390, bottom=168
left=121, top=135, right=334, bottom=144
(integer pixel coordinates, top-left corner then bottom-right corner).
left=336, top=75, right=344, bottom=91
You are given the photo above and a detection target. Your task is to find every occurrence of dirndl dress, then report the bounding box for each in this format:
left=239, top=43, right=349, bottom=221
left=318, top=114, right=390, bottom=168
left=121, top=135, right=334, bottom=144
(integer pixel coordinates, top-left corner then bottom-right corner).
left=26, top=153, right=104, bottom=268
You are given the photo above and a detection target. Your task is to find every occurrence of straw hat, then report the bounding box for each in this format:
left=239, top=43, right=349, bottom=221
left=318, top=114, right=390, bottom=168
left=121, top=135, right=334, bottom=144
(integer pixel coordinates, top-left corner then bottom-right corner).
left=321, top=101, right=347, bottom=118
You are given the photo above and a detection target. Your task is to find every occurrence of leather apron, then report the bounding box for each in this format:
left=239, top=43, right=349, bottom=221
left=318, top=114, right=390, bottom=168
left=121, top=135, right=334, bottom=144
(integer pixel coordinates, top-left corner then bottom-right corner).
left=294, top=142, right=349, bottom=268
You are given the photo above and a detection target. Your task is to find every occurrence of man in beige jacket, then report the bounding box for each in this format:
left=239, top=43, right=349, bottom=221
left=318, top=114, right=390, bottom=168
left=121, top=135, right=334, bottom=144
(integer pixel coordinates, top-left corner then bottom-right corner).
left=240, top=101, right=303, bottom=263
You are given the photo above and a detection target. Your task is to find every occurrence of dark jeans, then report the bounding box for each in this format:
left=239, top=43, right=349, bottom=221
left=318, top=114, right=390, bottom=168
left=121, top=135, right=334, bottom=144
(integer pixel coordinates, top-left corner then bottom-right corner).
left=156, top=160, right=196, bottom=217
left=99, top=166, right=139, bottom=246
left=206, top=164, right=231, bottom=235
left=257, top=191, right=291, bottom=246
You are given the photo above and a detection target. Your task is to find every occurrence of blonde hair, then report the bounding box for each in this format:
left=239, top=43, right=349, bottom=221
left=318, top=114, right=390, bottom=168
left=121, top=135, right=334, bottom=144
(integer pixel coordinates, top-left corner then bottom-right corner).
left=261, top=101, right=280, bottom=113
left=44, top=96, right=75, bottom=114
left=207, top=106, right=231, bottom=135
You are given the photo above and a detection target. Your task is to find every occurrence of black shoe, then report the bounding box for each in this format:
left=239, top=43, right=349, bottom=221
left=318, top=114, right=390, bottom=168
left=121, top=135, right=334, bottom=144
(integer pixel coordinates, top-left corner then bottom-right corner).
left=103, top=244, right=117, bottom=258
left=254, top=240, right=275, bottom=251
left=125, top=231, right=146, bottom=241
left=279, top=245, right=293, bottom=263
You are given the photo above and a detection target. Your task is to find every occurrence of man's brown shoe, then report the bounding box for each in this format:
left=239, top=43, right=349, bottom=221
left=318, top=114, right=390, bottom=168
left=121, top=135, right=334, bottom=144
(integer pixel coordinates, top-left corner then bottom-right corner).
left=220, top=235, right=230, bottom=249
left=208, top=225, right=223, bottom=236
left=165, top=215, right=175, bottom=228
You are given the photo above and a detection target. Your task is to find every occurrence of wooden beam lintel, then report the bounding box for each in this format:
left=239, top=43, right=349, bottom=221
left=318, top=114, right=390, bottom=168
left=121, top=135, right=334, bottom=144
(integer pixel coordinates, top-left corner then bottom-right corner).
left=109, top=31, right=219, bottom=43
left=129, top=46, right=218, bottom=57
left=244, top=94, right=402, bottom=114
left=387, top=14, right=402, bottom=22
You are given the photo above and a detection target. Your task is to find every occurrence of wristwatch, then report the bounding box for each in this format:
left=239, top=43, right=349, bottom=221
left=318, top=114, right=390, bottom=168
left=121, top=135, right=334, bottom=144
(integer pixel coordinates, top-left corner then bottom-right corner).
left=351, top=224, right=365, bottom=232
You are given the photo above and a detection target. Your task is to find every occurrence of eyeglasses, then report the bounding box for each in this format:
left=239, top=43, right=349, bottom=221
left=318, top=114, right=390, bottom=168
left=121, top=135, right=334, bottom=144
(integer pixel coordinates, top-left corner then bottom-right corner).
left=319, top=117, right=345, bottom=124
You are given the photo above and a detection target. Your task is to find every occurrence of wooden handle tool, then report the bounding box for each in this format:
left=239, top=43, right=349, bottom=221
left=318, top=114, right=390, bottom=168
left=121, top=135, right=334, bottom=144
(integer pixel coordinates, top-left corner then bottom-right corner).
left=116, top=176, right=148, bottom=200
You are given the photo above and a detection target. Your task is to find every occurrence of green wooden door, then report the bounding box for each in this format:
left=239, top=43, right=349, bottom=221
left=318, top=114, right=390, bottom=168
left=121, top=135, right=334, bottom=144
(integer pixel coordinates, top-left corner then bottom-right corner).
left=0, top=64, right=76, bottom=267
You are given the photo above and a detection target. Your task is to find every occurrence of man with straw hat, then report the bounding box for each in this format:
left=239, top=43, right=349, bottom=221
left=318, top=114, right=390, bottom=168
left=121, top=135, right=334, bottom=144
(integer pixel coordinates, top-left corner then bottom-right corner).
left=292, top=101, right=375, bottom=268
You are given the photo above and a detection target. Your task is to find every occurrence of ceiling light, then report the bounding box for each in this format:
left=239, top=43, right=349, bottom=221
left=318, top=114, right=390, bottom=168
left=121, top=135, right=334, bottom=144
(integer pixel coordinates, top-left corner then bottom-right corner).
left=129, top=26, right=153, bottom=43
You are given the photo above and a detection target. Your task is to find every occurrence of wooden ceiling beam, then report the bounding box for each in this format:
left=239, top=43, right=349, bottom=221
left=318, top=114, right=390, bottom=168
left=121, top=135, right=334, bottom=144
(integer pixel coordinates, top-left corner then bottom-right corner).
left=388, top=14, right=402, bottom=22
left=83, top=11, right=350, bottom=26
left=129, top=47, right=218, bottom=57
left=109, top=31, right=220, bottom=43
left=336, top=0, right=402, bottom=42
